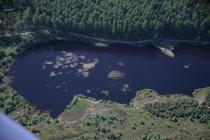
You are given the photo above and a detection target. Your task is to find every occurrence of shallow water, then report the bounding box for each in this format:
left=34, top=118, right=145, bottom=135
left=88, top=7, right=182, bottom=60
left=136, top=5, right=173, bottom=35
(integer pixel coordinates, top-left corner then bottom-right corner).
left=9, top=41, right=210, bottom=117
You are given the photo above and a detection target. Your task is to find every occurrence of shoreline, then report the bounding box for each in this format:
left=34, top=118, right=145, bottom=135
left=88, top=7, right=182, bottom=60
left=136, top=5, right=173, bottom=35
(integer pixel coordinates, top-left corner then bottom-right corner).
left=1, top=30, right=210, bottom=116
left=1, top=31, right=210, bottom=139
left=1, top=27, right=210, bottom=49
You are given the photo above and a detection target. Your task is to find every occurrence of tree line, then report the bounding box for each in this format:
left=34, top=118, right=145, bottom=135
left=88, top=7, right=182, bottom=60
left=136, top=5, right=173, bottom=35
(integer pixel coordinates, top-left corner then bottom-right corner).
left=1, top=0, right=210, bottom=40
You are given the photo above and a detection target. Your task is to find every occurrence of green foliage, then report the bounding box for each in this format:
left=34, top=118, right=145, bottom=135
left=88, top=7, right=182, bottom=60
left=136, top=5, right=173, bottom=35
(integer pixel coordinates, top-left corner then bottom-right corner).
left=29, top=0, right=210, bottom=40
left=0, top=50, right=6, bottom=59
left=2, top=0, right=210, bottom=40
left=193, top=87, right=210, bottom=106
left=14, top=20, right=27, bottom=32
left=206, top=93, right=210, bottom=106
left=0, top=91, right=27, bottom=114
left=134, top=89, right=158, bottom=100
left=107, top=132, right=121, bottom=140
left=145, top=98, right=210, bottom=123
left=145, top=132, right=163, bottom=140
left=208, top=121, right=210, bottom=129
left=74, top=102, right=210, bottom=140
left=0, top=72, right=4, bottom=82
left=0, top=31, right=76, bottom=139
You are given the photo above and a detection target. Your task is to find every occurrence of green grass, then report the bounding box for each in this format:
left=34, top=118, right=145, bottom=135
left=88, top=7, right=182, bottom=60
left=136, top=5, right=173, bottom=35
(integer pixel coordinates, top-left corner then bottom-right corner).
left=61, top=97, right=91, bottom=118
left=133, top=89, right=158, bottom=100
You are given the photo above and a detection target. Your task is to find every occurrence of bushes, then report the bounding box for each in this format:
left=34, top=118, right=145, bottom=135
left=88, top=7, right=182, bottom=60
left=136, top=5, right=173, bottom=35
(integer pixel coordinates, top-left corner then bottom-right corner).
left=0, top=72, right=4, bottom=82
left=84, top=114, right=124, bottom=139
left=0, top=50, right=6, bottom=59
left=0, top=32, right=57, bottom=133
left=0, top=92, right=17, bottom=114
left=145, top=98, right=210, bottom=124
left=107, top=132, right=121, bottom=140
left=144, top=132, right=163, bottom=140
left=205, top=93, right=210, bottom=107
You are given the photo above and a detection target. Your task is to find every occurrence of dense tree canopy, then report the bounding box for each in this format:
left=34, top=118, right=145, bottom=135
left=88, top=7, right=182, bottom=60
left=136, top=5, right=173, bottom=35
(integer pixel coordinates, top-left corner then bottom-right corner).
left=2, top=0, right=210, bottom=40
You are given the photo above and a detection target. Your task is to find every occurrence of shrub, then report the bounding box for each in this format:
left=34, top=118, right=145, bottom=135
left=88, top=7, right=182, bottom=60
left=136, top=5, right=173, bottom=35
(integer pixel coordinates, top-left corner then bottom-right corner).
left=145, top=98, right=210, bottom=124
left=146, top=132, right=162, bottom=140
left=0, top=72, right=4, bottom=82
left=107, top=132, right=121, bottom=140
left=205, top=93, right=210, bottom=106
left=0, top=50, right=6, bottom=59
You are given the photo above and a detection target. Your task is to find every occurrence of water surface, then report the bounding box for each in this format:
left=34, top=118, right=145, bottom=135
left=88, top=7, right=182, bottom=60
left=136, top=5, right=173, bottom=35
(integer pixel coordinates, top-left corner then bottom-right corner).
left=9, top=41, right=210, bottom=117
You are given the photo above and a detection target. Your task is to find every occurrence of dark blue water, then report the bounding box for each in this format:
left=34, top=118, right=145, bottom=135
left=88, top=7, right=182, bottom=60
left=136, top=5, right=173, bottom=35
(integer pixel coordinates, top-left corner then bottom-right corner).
left=9, top=41, right=210, bottom=117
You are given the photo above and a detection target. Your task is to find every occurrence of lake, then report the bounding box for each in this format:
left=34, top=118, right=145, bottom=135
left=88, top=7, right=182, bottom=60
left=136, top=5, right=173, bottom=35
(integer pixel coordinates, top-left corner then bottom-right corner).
left=9, top=41, right=210, bottom=117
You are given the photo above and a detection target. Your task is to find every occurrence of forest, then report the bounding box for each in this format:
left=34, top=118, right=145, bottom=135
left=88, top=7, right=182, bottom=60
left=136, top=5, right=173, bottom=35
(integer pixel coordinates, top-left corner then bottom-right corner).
left=1, top=0, right=210, bottom=40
